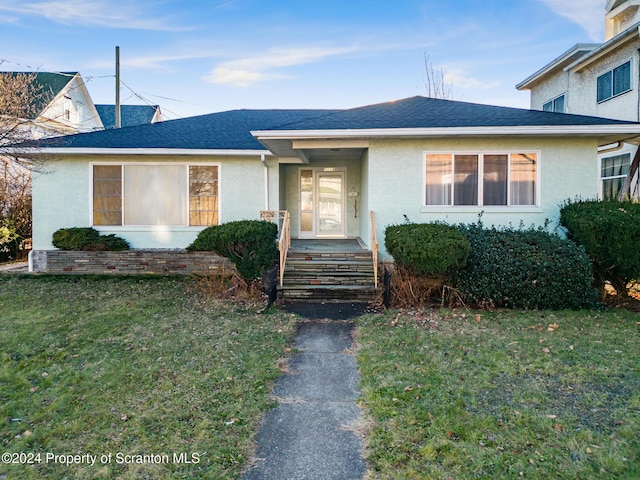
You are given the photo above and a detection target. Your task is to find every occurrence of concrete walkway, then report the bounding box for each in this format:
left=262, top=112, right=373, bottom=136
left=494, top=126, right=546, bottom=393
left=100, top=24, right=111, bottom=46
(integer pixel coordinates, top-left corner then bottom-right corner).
left=243, top=304, right=366, bottom=480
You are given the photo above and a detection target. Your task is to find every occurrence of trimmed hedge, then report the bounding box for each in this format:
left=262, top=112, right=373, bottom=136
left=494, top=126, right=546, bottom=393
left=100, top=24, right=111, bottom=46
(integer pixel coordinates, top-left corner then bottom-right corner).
left=560, top=200, right=640, bottom=296
left=52, top=227, right=129, bottom=251
left=454, top=224, right=598, bottom=310
left=187, top=220, right=278, bottom=281
left=385, top=222, right=470, bottom=275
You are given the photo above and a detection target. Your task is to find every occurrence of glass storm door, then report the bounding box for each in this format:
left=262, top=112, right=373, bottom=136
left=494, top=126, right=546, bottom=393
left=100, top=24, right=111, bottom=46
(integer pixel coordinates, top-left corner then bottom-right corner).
left=299, top=169, right=345, bottom=238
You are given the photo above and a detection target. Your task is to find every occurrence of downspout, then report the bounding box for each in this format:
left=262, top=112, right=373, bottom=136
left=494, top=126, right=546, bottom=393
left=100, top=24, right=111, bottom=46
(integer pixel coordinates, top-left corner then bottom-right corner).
left=261, top=154, right=269, bottom=210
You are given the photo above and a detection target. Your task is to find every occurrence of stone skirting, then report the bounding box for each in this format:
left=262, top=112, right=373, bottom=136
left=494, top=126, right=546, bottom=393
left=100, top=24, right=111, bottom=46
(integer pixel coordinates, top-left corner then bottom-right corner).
left=30, top=250, right=234, bottom=275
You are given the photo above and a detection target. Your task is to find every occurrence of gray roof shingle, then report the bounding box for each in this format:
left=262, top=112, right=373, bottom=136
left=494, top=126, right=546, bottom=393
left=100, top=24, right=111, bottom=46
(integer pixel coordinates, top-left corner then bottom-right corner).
left=36, top=96, right=637, bottom=151
left=95, top=104, right=160, bottom=129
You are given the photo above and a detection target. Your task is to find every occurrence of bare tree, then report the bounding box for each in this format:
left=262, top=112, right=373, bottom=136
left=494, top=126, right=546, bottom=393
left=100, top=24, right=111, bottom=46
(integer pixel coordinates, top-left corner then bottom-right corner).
left=424, top=52, right=453, bottom=100
left=0, top=72, right=51, bottom=259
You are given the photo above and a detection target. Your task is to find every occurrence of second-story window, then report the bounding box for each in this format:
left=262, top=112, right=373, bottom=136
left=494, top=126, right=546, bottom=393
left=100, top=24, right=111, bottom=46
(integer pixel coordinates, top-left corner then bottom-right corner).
left=543, top=94, right=565, bottom=113
left=597, top=61, right=631, bottom=103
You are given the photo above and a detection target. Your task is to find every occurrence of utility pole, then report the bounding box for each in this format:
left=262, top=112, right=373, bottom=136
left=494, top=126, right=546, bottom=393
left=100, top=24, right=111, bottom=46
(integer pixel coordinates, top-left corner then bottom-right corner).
left=115, top=46, right=121, bottom=129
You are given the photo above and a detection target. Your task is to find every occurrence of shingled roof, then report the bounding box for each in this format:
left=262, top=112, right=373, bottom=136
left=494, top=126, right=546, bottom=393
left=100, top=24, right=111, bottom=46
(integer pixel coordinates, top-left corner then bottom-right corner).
left=95, top=104, right=160, bottom=129
left=34, top=96, right=639, bottom=152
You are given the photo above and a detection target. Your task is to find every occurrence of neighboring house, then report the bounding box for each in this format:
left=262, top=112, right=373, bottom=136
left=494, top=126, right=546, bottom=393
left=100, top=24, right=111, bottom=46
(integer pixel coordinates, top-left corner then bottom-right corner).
left=95, top=104, right=162, bottom=129
left=516, top=0, right=640, bottom=200
left=28, top=95, right=640, bottom=270
left=0, top=71, right=103, bottom=137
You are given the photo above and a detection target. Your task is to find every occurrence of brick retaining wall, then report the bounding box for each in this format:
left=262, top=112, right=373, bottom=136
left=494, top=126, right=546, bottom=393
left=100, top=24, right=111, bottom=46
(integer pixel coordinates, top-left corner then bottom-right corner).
left=31, top=250, right=234, bottom=275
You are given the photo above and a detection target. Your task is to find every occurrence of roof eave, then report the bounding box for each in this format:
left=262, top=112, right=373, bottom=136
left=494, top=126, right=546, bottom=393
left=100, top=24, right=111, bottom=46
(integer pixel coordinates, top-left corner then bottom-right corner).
left=566, top=23, right=640, bottom=73
left=253, top=125, right=640, bottom=140
left=516, top=44, right=600, bottom=90
left=20, top=147, right=273, bottom=156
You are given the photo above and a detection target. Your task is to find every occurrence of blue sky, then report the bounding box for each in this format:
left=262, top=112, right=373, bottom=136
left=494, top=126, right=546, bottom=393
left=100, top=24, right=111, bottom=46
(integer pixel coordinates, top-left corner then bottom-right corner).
left=0, top=0, right=607, bottom=119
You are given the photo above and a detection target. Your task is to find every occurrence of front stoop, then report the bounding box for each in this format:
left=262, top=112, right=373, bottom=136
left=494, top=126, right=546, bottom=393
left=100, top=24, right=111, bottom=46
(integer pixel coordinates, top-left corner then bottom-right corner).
left=278, top=250, right=378, bottom=302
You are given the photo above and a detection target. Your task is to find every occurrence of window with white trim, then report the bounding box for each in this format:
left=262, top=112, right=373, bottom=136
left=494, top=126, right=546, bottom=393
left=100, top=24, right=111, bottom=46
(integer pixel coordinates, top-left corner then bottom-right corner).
left=425, top=152, right=537, bottom=206
left=543, top=94, right=565, bottom=113
left=597, top=61, right=631, bottom=103
left=92, top=164, right=219, bottom=226
left=601, top=153, right=631, bottom=200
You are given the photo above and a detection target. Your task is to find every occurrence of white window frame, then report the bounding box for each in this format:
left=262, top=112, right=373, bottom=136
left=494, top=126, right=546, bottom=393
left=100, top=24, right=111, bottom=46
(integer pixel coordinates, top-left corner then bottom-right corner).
left=422, top=151, right=541, bottom=209
left=600, top=152, right=632, bottom=200
left=542, top=94, right=565, bottom=113
left=597, top=59, right=632, bottom=103
left=89, top=162, right=222, bottom=229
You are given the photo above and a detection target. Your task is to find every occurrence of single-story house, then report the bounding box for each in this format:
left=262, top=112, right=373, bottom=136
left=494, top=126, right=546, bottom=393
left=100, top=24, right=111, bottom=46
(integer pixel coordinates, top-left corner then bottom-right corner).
left=27, top=95, right=640, bottom=278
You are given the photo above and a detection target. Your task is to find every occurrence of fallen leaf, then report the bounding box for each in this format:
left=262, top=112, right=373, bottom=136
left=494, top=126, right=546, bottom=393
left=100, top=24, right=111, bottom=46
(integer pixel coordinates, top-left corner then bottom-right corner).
left=428, top=412, right=435, bottom=421
left=529, top=458, right=535, bottom=465
left=542, top=347, right=550, bottom=354
left=548, top=323, right=559, bottom=332
left=585, top=447, right=592, bottom=454
left=555, top=423, right=563, bottom=431
left=546, top=414, right=557, bottom=419
left=404, top=386, right=414, bottom=391
left=475, top=314, right=481, bottom=322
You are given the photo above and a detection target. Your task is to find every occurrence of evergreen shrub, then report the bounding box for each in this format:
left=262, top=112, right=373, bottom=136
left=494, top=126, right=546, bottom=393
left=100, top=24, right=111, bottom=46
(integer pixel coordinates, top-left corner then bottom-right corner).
left=52, top=227, right=129, bottom=251
left=560, top=199, right=640, bottom=296
left=187, top=220, right=278, bottom=281
left=455, top=223, right=598, bottom=309
left=385, top=222, right=470, bottom=275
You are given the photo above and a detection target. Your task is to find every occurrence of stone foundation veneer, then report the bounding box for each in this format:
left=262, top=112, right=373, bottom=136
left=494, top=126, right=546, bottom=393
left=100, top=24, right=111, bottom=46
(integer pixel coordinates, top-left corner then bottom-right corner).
left=30, top=250, right=234, bottom=275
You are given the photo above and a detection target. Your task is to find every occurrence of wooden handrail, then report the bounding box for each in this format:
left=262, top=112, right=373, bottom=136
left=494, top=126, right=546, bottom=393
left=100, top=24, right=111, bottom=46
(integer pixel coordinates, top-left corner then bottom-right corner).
left=371, top=210, right=379, bottom=288
left=278, top=211, right=291, bottom=287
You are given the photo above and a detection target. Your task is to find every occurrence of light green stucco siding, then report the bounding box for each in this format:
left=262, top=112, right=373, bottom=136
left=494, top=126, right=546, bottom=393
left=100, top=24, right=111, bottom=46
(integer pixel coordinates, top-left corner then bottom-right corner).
left=32, top=154, right=274, bottom=250
left=364, top=137, right=599, bottom=259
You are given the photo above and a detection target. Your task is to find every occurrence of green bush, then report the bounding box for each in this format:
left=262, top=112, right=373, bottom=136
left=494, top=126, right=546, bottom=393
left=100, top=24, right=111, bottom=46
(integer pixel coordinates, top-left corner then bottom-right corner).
left=0, top=219, right=20, bottom=262
left=385, top=222, right=470, bottom=275
left=52, top=227, right=129, bottom=251
left=187, top=220, right=278, bottom=281
left=455, top=224, right=598, bottom=309
left=560, top=200, right=640, bottom=296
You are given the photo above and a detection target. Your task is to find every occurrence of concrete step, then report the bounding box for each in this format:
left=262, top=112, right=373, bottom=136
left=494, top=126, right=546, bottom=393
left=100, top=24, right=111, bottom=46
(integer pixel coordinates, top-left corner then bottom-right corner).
left=278, top=284, right=378, bottom=302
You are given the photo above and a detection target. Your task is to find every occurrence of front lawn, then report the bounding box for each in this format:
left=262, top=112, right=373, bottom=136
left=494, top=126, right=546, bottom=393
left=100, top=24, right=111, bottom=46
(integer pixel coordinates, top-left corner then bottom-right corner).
left=0, top=275, right=295, bottom=479
left=357, top=309, right=640, bottom=479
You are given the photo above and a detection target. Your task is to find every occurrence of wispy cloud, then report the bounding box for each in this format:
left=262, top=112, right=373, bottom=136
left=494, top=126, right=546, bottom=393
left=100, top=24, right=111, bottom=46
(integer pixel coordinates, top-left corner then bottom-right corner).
left=203, top=45, right=360, bottom=87
left=0, top=0, right=190, bottom=31
left=538, top=0, right=606, bottom=41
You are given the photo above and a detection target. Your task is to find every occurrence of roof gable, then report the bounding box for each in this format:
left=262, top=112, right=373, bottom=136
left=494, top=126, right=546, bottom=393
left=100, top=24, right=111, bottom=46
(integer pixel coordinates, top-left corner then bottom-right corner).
left=0, top=71, right=77, bottom=118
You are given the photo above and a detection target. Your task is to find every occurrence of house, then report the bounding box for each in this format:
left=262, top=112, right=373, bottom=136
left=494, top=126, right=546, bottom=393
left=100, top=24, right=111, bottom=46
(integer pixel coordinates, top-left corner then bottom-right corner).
left=516, top=0, right=640, bottom=200
left=95, top=104, right=162, bottom=129
left=28, top=95, right=640, bottom=280
left=0, top=71, right=103, bottom=136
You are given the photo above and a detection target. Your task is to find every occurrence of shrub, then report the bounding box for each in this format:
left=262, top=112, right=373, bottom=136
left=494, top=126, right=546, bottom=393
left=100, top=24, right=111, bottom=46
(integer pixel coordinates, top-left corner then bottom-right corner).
left=0, top=219, right=20, bottom=262
left=454, top=223, right=598, bottom=310
left=52, top=227, right=129, bottom=251
left=385, top=222, right=470, bottom=275
left=560, top=200, right=640, bottom=297
left=187, top=220, right=278, bottom=281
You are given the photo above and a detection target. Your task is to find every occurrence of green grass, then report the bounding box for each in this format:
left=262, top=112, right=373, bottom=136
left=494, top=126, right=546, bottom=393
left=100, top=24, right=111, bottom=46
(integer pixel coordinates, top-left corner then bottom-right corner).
left=357, top=309, right=640, bottom=479
left=0, top=275, right=295, bottom=479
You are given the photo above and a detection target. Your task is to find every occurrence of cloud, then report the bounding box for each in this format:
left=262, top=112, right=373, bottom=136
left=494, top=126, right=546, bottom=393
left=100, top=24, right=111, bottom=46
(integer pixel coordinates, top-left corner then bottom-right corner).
left=203, top=46, right=360, bottom=87
left=538, top=0, right=606, bottom=41
left=0, top=0, right=189, bottom=31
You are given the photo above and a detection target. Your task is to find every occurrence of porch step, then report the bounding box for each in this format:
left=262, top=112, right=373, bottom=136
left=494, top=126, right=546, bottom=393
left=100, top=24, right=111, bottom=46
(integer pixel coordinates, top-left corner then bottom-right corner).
left=278, top=249, right=378, bottom=302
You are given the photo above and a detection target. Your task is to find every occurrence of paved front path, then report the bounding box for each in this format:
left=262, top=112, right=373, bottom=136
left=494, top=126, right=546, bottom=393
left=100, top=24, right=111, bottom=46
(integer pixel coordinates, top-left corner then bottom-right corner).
left=243, top=318, right=365, bottom=480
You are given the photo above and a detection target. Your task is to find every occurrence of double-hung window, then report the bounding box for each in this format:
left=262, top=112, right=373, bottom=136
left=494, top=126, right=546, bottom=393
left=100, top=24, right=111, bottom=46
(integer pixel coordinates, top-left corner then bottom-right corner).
left=542, top=94, right=565, bottom=113
left=597, top=61, right=632, bottom=103
left=601, top=153, right=631, bottom=200
left=92, top=164, right=219, bottom=226
left=425, top=152, right=537, bottom=207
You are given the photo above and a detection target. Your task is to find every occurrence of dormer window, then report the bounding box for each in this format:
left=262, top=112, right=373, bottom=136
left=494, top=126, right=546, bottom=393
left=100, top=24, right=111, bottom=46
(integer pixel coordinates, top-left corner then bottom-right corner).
left=597, top=60, right=632, bottom=103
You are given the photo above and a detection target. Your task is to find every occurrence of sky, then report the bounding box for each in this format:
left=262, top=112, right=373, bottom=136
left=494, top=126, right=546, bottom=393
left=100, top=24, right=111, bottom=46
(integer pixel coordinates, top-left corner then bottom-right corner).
left=0, top=0, right=609, bottom=120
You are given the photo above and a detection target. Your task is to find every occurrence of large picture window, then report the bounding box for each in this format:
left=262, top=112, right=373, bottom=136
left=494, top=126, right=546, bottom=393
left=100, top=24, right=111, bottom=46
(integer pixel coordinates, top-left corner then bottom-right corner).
left=597, top=61, right=632, bottom=103
left=425, top=152, right=537, bottom=207
left=93, top=164, right=219, bottom=226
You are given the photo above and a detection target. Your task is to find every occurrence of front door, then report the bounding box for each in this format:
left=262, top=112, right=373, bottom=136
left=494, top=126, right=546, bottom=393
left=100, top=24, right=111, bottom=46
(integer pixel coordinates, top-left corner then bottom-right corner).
left=299, top=169, right=345, bottom=238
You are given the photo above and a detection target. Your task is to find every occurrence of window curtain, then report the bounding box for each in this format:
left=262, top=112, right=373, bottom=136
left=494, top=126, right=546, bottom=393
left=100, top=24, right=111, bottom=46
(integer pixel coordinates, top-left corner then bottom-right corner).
left=93, top=165, right=122, bottom=225
left=124, top=165, right=187, bottom=225
left=510, top=153, right=536, bottom=206
left=454, top=155, right=478, bottom=206
left=425, top=154, right=452, bottom=205
left=483, top=155, right=508, bottom=205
